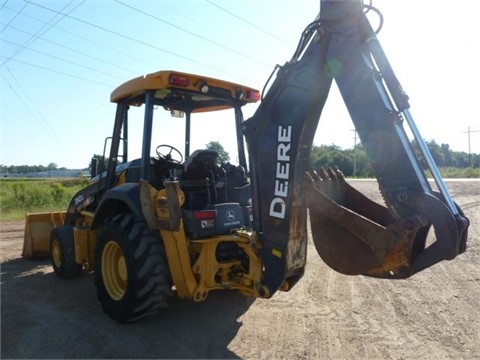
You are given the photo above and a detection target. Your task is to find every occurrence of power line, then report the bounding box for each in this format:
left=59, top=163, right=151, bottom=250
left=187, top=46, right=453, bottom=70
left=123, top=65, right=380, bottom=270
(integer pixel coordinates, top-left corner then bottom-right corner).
left=0, top=0, right=10, bottom=11
left=2, top=38, right=126, bottom=80
left=1, top=1, right=83, bottom=66
left=3, top=1, right=261, bottom=85
left=22, top=0, right=249, bottom=80
left=0, top=56, right=114, bottom=87
left=115, top=0, right=271, bottom=68
left=1, top=22, right=138, bottom=76
left=205, top=0, right=294, bottom=47
left=2, top=69, right=67, bottom=158
left=0, top=1, right=28, bottom=34
left=1, top=5, right=161, bottom=71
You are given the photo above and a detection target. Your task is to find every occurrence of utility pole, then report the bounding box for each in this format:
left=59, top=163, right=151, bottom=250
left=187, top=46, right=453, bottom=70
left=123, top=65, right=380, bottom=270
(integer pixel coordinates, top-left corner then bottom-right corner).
left=462, top=126, right=480, bottom=167
left=351, top=129, right=357, bottom=176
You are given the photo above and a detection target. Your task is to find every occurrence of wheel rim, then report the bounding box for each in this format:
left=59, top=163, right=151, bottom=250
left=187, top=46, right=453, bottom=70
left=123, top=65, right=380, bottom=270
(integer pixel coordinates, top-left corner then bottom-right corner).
left=51, top=239, right=62, bottom=269
left=102, top=241, right=127, bottom=301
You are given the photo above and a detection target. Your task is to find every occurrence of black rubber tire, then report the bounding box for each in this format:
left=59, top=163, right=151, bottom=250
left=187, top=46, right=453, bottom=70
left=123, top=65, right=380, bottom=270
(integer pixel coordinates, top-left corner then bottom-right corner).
left=94, top=214, right=173, bottom=323
left=50, top=225, right=82, bottom=279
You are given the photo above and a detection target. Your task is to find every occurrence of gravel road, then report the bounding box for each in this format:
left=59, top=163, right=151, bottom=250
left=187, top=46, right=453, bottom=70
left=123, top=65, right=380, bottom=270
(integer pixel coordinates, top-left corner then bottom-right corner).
left=1, top=180, right=479, bottom=359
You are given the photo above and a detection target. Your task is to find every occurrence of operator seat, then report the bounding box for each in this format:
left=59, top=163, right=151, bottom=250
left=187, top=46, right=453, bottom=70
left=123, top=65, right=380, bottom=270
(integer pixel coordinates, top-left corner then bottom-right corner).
left=182, top=149, right=219, bottom=180
left=181, top=150, right=253, bottom=239
left=181, top=149, right=225, bottom=210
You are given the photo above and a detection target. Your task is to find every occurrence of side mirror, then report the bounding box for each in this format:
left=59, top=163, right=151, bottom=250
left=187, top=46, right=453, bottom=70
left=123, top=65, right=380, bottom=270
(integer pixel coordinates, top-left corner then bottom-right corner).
left=170, top=110, right=184, bottom=118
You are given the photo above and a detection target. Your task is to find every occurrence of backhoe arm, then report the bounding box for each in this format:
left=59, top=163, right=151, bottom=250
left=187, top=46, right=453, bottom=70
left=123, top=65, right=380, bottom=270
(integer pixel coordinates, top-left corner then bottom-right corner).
left=244, top=0, right=469, bottom=295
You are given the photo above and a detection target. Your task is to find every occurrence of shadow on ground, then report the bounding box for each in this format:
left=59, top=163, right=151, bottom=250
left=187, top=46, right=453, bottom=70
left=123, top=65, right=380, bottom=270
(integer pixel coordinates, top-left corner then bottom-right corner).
left=1, top=257, right=255, bottom=359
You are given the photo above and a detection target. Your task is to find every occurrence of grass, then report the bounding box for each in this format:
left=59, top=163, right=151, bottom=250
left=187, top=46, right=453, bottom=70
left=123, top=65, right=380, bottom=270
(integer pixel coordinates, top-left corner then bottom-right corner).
left=436, top=167, right=480, bottom=178
left=0, top=177, right=89, bottom=221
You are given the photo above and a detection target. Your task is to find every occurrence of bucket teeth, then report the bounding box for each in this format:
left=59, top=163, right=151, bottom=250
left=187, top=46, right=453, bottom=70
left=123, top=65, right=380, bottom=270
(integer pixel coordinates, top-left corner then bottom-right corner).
left=306, top=168, right=469, bottom=278
left=307, top=174, right=418, bottom=278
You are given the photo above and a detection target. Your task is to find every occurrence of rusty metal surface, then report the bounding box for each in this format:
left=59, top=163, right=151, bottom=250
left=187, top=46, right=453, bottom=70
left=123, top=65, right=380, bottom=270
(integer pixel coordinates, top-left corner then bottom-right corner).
left=306, top=168, right=430, bottom=278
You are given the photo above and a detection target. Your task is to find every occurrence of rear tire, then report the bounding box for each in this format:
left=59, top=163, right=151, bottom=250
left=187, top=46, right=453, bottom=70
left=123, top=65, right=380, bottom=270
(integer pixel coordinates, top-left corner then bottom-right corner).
left=50, top=225, right=82, bottom=279
left=94, top=214, right=173, bottom=323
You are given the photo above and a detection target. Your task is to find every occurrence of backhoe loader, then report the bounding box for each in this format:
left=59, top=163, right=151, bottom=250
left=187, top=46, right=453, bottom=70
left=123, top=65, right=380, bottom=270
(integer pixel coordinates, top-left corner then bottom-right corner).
left=23, top=0, right=469, bottom=323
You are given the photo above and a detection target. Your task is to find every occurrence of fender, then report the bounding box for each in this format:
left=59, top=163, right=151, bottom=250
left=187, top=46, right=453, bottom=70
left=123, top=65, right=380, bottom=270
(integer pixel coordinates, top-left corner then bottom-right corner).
left=91, top=183, right=143, bottom=229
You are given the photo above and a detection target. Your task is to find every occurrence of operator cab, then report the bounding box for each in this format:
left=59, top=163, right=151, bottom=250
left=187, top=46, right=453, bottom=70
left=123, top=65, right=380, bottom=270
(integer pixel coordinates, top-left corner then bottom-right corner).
left=104, top=70, right=260, bottom=238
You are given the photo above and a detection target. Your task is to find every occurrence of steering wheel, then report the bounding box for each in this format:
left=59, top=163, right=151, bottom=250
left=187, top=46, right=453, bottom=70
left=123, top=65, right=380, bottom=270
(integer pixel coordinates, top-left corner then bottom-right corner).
left=155, top=144, right=183, bottom=165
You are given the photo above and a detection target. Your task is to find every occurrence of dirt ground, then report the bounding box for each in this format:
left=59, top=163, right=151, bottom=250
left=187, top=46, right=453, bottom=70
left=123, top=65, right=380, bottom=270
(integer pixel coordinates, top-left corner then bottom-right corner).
left=1, top=180, right=479, bottom=359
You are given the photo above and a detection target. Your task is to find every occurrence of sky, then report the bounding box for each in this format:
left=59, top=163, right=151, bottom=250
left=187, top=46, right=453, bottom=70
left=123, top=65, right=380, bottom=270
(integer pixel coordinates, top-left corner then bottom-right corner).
left=1, top=0, right=479, bottom=169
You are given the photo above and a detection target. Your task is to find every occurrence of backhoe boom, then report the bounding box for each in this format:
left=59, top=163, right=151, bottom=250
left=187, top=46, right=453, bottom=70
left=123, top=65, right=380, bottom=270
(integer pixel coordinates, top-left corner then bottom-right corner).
left=244, top=0, right=469, bottom=295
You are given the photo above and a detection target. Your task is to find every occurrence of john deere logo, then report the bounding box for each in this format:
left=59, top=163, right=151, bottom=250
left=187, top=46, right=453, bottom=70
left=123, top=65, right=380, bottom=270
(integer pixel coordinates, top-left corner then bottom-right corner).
left=226, top=210, right=236, bottom=221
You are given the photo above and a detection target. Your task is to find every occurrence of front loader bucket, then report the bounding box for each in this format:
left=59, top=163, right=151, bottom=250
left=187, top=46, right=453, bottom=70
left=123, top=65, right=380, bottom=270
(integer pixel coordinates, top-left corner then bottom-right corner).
left=23, top=212, right=66, bottom=258
left=307, top=169, right=468, bottom=279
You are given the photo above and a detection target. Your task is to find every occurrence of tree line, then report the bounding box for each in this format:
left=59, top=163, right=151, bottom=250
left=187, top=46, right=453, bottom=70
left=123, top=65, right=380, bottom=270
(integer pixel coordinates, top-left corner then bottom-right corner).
left=2, top=140, right=478, bottom=177
left=311, top=140, right=479, bottom=177
left=0, top=162, right=81, bottom=175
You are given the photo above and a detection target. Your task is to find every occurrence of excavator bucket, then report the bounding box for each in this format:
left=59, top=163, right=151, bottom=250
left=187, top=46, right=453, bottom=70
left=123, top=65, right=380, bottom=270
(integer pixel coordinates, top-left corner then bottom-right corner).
left=22, top=212, right=66, bottom=258
left=306, top=168, right=468, bottom=278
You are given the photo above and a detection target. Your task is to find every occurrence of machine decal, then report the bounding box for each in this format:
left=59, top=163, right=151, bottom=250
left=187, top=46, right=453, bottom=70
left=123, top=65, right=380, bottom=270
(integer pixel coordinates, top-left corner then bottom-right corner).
left=201, top=219, right=215, bottom=229
left=269, top=125, right=292, bottom=219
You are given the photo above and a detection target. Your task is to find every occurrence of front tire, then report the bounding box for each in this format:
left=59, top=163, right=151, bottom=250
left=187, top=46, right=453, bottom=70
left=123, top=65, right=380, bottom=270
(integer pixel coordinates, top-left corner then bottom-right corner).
left=50, top=225, right=82, bottom=279
left=94, top=214, right=173, bottom=323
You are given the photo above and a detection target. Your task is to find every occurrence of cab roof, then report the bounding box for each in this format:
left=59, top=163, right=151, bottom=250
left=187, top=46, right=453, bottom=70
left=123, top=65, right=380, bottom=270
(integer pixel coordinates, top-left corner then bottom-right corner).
left=110, top=70, right=261, bottom=113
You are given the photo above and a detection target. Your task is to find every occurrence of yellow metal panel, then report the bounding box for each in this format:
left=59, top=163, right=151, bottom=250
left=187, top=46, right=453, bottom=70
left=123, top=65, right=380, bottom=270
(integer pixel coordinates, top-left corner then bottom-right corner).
left=139, top=180, right=197, bottom=299
left=110, top=70, right=260, bottom=111
left=74, top=227, right=98, bottom=271
left=159, top=226, right=198, bottom=299
left=22, top=212, right=66, bottom=258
